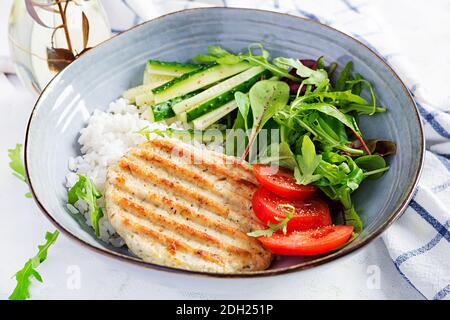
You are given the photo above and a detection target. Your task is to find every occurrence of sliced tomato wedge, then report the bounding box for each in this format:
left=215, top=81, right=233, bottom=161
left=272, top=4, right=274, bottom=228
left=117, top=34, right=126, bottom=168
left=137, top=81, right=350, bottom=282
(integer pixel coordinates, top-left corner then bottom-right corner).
left=258, top=225, right=354, bottom=256
left=252, top=187, right=331, bottom=232
left=253, top=164, right=317, bottom=200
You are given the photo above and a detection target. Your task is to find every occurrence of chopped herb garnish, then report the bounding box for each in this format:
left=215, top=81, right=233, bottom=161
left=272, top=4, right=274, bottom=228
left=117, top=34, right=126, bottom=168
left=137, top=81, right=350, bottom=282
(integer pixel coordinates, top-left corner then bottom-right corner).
left=248, top=204, right=296, bottom=237
left=134, top=126, right=167, bottom=139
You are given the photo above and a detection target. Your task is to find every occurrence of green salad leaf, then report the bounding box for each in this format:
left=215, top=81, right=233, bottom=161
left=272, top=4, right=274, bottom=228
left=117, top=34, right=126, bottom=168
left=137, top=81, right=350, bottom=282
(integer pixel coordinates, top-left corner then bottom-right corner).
left=193, top=44, right=301, bottom=81
left=257, top=141, right=297, bottom=170
left=9, top=230, right=59, bottom=300
left=234, top=92, right=250, bottom=131
left=193, top=45, right=244, bottom=64
left=151, top=45, right=396, bottom=240
left=335, top=61, right=353, bottom=91
left=294, top=135, right=322, bottom=185
left=293, top=103, right=361, bottom=134
left=293, top=90, right=368, bottom=106
left=68, top=175, right=103, bottom=237
left=355, top=155, right=390, bottom=179
left=8, top=144, right=26, bottom=182
left=272, top=57, right=328, bottom=86
left=340, top=104, right=386, bottom=115
left=241, top=80, right=289, bottom=160
left=8, top=144, right=32, bottom=198
left=315, top=155, right=365, bottom=233
left=346, top=78, right=377, bottom=115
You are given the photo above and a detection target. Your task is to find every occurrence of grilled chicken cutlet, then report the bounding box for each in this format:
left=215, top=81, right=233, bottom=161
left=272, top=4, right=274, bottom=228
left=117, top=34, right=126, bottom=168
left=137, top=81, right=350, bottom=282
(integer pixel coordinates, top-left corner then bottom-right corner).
left=104, top=138, right=272, bottom=273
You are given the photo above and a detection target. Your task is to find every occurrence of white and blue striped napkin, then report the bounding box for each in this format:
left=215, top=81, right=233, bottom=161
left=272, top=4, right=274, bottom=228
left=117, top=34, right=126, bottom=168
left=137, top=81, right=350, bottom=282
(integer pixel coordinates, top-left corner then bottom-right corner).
left=107, top=0, right=450, bottom=299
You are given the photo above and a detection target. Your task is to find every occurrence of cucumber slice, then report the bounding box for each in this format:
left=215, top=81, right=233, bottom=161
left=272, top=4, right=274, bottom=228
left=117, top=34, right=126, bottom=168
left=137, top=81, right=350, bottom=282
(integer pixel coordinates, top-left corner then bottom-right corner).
left=152, top=62, right=251, bottom=103
left=143, top=72, right=174, bottom=86
left=123, top=84, right=154, bottom=104
left=173, top=66, right=267, bottom=115
left=135, top=91, right=154, bottom=107
left=147, top=59, right=200, bottom=76
left=185, top=69, right=271, bottom=122
left=151, top=90, right=202, bottom=122
left=176, top=112, right=187, bottom=123
left=163, top=117, right=177, bottom=126
left=192, top=100, right=237, bottom=130
left=141, top=107, right=155, bottom=122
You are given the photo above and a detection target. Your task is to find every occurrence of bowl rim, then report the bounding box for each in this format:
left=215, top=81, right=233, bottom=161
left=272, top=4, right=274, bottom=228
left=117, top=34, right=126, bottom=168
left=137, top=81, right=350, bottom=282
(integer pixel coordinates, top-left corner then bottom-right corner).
left=24, top=7, right=425, bottom=278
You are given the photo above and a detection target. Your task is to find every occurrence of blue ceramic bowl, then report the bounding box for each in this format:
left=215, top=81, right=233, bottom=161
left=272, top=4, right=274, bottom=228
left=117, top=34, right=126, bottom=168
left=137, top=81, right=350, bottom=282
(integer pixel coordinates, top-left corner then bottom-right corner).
left=25, top=8, right=424, bottom=276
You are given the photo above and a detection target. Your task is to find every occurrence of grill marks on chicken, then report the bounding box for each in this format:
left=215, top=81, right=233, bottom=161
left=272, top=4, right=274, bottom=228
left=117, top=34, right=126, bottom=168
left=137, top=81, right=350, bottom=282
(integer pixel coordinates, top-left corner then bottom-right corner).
left=104, top=138, right=272, bottom=272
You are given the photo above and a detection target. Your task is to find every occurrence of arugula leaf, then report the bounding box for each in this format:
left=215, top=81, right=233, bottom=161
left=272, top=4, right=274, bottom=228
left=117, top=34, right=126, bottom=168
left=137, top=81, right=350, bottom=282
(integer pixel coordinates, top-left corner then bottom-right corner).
left=246, top=56, right=299, bottom=81
left=241, top=80, right=290, bottom=160
left=280, top=110, right=363, bottom=155
left=246, top=43, right=270, bottom=59
left=208, top=45, right=244, bottom=64
left=338, top=189, right=363, bottom=233
left=355, top=155, right=388, bottom=179
left=193, top=45, right=243, bottom=64
left=9, top=230, right=59, bottom=300
left=326, top=62, right=338, bottom=78
left=234, top=92, right=250, bottom=131
left=257, top=141, right=297, bottom=170
left=8, top=144, right=32, bottom=198
left=207, top=45, right=232, bottom=57
left=8, top=144, right=26, bottom=182
left=276, top=142, right=298, bottom=170
left=294, top=135, right=322, bottom=185
left=317, top=56, right=325, bottom=69
left=322, top=151, right=347, bottom=163
left=346, top=78, right=377, bottom=115
left=293, top=103, right=360, bottom=133
left=193, top=44, right=300, bottom=81
left=134, top=126, right=166, bottom=139
left=297, top=116, right=364, bottom=155
left=191, top=54, right=218, bottom=63
left=272, top=57, right=328, bottom=86
left=315, top=161, right=348, bottom=186
left=306, top=152, right=365, bottom=232
left=316, top=114, right=348, bottom=145
left=293, top=90, right=368, bottom=106
left=340, top=104, right=386, bottom=115
left=348, top=73, right=363, bottom=94
left=290, top=102, right=370, bottom=155
left=343, top=203, right=363, bottom=233
left=335, top=61, right=353, bottom=91
left=68, top=175, right=103, bottom=237
left=247, top=204, right=295, bottom=237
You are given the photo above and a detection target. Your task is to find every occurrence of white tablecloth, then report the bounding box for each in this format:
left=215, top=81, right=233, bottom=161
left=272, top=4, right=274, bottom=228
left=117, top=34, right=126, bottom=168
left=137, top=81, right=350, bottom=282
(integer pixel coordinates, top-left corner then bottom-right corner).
left=1, top=0, right=449, bottom=300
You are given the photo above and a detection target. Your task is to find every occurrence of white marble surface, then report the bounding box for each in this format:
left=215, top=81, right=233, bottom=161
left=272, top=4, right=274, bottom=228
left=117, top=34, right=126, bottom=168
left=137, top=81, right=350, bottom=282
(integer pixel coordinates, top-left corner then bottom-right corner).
left=0, top=75, right=422, bottom=299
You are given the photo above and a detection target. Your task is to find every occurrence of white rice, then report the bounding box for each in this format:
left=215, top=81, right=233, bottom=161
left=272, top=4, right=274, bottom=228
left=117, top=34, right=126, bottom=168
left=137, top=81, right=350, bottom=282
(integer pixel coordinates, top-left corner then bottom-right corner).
left=65, top=98, right=224, bottom=245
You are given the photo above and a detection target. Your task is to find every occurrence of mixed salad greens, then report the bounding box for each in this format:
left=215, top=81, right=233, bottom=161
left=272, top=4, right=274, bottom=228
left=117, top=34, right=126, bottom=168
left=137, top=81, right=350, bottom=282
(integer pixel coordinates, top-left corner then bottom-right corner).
left=124, top=44, right=395, bottom=242
left=63, top=44, right=395, bottom=266
left=7, top=43, right=397, bottom=298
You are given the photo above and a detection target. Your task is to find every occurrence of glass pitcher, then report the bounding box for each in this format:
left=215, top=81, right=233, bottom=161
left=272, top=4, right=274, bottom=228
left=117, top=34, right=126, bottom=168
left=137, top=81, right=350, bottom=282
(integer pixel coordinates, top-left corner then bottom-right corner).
left=8, top=0, right=111, bottom=95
